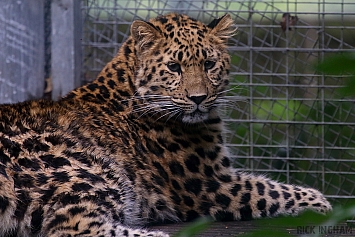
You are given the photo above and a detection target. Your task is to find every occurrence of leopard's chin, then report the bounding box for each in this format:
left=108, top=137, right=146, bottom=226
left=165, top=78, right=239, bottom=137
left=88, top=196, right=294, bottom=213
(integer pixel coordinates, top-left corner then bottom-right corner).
left=181, top=108, right=220, bottom=124
left=181, top=111, right=208, bottom=124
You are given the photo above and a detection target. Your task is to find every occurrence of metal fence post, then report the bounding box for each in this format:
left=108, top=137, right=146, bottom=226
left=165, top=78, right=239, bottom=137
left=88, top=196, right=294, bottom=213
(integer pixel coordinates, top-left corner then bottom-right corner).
left=0, top=0, right=45, bottom=103
left=51, top=0, right=82, bottom=100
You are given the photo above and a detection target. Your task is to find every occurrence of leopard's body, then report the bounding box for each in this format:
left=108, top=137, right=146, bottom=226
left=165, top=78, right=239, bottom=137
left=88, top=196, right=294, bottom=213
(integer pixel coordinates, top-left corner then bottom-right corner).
left=0, top=13, right=331, bottom=237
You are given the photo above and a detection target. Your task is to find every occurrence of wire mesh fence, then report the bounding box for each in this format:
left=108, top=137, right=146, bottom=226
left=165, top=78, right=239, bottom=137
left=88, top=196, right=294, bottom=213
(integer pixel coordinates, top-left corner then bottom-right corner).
left=81, top=0, right=355, bottom=204
left=0, top=0, right=45, bottom=103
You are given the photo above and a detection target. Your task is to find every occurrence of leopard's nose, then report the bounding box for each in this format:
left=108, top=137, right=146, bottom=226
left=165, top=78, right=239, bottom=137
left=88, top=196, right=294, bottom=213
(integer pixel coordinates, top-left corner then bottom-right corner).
left=187, top=95, right=207, bottom=105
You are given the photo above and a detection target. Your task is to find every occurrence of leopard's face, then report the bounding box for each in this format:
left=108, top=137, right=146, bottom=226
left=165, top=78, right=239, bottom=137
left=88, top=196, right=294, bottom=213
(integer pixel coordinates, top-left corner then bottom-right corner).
left=131, top=13, right=236, bottom=123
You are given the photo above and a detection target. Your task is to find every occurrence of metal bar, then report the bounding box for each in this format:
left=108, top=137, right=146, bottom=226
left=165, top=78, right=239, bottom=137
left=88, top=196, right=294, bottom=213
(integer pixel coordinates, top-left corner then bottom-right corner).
left=51, top=0, right=82, bottom=100
left=230, top=155, right=355, bottom=162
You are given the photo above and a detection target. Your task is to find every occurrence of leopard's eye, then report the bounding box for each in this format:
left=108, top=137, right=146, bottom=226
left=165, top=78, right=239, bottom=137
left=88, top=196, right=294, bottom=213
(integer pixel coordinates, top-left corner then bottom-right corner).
left=167, top=62, right=181, bottom=73
left=204, top=60, right=216, bottom=70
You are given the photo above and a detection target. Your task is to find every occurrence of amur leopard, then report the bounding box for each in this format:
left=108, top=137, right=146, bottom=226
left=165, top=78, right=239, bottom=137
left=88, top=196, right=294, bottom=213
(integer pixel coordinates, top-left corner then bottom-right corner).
left=0, top=13, right=331, bottom=237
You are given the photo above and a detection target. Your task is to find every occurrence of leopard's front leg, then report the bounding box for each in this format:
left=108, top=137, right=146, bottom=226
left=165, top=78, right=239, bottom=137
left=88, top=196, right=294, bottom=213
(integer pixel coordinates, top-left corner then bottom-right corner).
left=180, top=169, right=332, bottom=221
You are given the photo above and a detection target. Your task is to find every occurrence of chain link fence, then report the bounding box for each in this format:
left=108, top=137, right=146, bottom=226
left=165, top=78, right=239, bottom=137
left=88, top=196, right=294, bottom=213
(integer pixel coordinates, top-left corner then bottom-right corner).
left=81, top=0, right=355, bottom=205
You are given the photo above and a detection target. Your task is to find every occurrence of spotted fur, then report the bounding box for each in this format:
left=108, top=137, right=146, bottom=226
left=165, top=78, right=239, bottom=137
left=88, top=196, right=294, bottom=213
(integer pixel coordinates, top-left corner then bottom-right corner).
left=0, top=13, right=331, bottom=237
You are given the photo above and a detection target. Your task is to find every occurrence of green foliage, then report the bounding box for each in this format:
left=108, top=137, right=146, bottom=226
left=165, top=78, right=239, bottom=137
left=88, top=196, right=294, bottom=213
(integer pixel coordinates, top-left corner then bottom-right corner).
left=320, top=204, right=355, bottom=230
left=316, top=53, right=355, bottom=75
left=242, top=204, right=355, bottom=237
left=169, top=204, right=355, bottom=237
left=316, top=52, right=355, bottom=96
left=173, top=217, right=213, bottom=237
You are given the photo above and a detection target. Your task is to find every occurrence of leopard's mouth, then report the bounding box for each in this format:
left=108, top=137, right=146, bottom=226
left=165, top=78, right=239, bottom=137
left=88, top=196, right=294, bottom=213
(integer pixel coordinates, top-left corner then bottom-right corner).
left=170, top=98, right=217, bottom=123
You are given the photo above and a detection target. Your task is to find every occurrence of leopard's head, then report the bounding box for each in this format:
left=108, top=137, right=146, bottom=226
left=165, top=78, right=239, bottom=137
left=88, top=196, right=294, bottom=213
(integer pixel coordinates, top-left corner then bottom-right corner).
left=131, top=13, right=236, bottom=124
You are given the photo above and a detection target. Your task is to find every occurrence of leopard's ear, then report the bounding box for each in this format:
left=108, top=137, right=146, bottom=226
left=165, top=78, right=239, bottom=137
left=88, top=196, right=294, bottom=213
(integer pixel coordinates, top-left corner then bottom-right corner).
left=131, top=20, right=162, bottom=52
left=208, top=14, right=237, bottom=42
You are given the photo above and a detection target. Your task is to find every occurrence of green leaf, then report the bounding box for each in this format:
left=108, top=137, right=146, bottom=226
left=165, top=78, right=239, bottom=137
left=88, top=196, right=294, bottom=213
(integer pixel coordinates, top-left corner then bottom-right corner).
left=173, top=217, right=213, bottom=237
left=316, top=53, right=355, bottom=75
left=338, top=76, right=355, bottom=96
left=316, top=53, right=355, bottom=96
left=241, top=205, right=355, bottom=237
